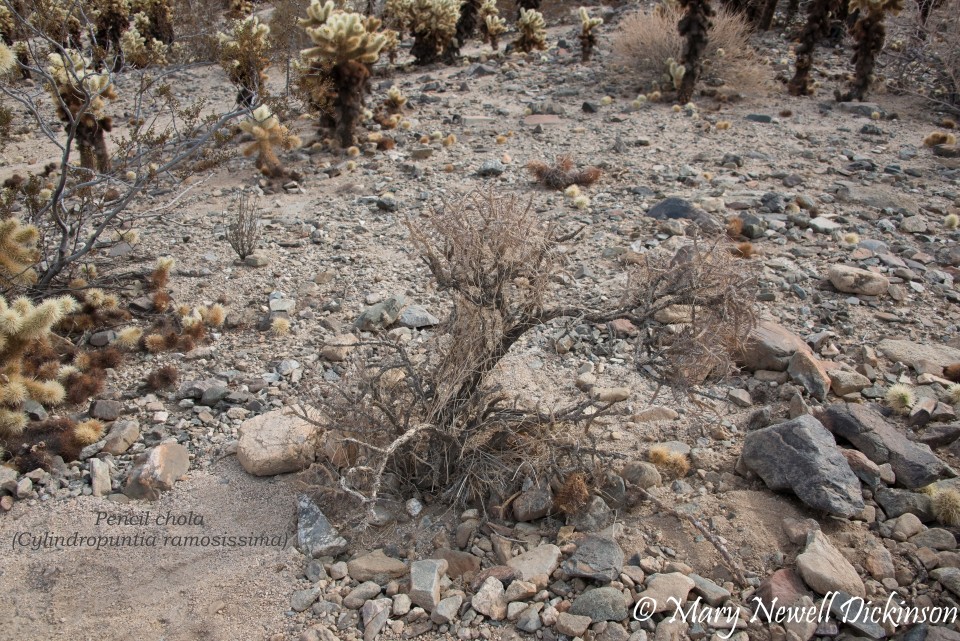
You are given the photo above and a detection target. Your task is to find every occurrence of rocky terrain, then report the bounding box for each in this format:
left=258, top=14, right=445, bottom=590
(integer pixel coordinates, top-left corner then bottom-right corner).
left=3, top=2, right=960, bottom=640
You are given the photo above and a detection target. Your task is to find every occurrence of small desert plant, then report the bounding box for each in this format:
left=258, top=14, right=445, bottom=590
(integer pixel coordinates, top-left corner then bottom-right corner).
left=218, top=15, right=272, bottom=107
left=835, top=0, right=905, bottom=101
left=225, top=191, right=262, bottom=259
left=611, top=3, right=768, bottom=98
left=514, top=8, right=546, bottom=53
left=924, top=131, right=956, bottom=146
left=409, top=0, right=461, bottom=64
left=579, top=7, right=602, bottom=62
left=516, top=0, right=539, bottom=20
left=526, top=155, right=601, bottom=189
left=554, top=471, right=591, bottom=515
left=885, top=383, right=915, bottom=414
left=648, top=445, right=690, bottom=479
left=238, top=105, right=303, bottom=179
left=146, top=364, right=179, bottom=390
left=301, top=3, right=386, bottom=147
left=131, top=0, right=175, bottom=44
left=931, top=487, right=960, bottom=526
left=479, top=0, right=506, bottom=49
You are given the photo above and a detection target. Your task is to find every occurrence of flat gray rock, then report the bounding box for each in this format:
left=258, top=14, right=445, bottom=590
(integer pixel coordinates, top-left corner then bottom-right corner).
left=562, top=535, right=624, bottom=583
left=820, top=403, right=951, bottom=489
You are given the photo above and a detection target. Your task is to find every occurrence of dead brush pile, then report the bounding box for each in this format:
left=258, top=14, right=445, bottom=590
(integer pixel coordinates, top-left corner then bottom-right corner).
left=611, top=2, right=771, bottom=99
left=298, top=189, right=758, bottom=525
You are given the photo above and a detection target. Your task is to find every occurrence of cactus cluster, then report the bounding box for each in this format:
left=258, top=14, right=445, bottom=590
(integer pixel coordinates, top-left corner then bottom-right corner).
left=121, top=12, right=169, bottom=67
left=787, top=0, right=833, bottom=95
left=131, top=0, right=175, bottom=45
left=579, top=7, right=602, bottom=62
left=666, top=57, right=685, bottom=90
left=218, top=16, right=272, bottom=107
left=93, top=0, right=131, bottom=63
left=408, top=0, right=462, bottom=65
left=30, top=0, right=83, bottom=49
left=301, top=2, right=386, bottom=147
left=479, top=0, right=506, bottom=50
left=0, top=218, right=40, bottom=287
left=0, top=295, right=76, bottom=437
left=835, top=0, right=904, bottom=101
left=46, top=51, right=117, bottom=173
left=449, top=0, right=482, bottom=60
left=514, top=8, right=547, bottom=53
left=238, top=105, right=302, bottom=179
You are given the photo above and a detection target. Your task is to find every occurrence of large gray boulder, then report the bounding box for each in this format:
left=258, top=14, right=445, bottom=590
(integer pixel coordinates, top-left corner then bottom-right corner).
left=740, top=415, right=864, bottom=517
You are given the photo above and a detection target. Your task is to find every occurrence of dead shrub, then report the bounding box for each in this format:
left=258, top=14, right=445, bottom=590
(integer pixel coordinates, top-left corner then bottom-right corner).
left=296, top=189, right=757, bottom=525
left=611, top=3, right=771, bottom=98
left=526, top=156, right=602, bottom=190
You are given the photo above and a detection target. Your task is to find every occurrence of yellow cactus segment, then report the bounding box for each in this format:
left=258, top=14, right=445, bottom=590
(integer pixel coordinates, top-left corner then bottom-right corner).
left=579, top=7, right=602, bottom=31
left=303, top=11, right=386, bottom=65
left=300, top=0, right=337, bottom=28
left=0, top=218, right=41, bottom=286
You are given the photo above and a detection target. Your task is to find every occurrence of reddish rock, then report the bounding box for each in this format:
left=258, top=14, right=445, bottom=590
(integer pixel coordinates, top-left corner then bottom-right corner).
left=752, top=569, right=812, bottom=621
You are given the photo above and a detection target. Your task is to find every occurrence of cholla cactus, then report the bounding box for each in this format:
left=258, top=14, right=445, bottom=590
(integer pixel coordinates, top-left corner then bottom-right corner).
left=0, top=42, right=13, bottom=74
left=578, top=7, right=602, bottom=62
left=299, top=0, right=337, bottom=29
left=0, top=4, right=14, bottom=45
left=835, top=0, right=904, bottom=102
left=409, top=0, right=462, bottom=65
left=787, top=0, right=831, bottom=95
left=0, top=218, right=40, bottom=286
left=479, top=0, right=505, bottom=50
left=301, top=6, right=386, bottom=147
left=384, top=0, right=414, bottom=36
left=46, top=51, right=118, bottom=172
left=666, top=57, right=685, bottom=89
left=676, top=0, right=714, bottom=104
left=0, top=295, right=76, bottom=437
left=121, top=13, right=169, bottom=67
left=228, top=0, right=253, bottom=18
left=130, top=0, right=175, bottom=44
left=239, top=105, right=303, bottom=178
left=30, top=0, right=83, bottom=48
left=447, top=0, right=482, bottom=60
left=514, top=8, right=546, bottom=53
left=93, top=0, right=130, bottom=60
left=385, top=85, right=407, bottom=113
left=218, top=15, right=271, bottom=107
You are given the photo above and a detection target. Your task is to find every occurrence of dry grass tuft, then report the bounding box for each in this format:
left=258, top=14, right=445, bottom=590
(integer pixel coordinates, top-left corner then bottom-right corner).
left=611, top=3, right=771, bottom=98
left=526, top=156, right=602, bottom=190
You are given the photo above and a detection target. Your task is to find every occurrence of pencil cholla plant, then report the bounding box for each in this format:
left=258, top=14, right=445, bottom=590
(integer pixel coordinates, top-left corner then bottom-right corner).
left=676, top=0, right=714, bottom=103
left=0, top=217, right=40, bottom=287
left=384, top=0, right=414, bottom=36
left=409, top=0, right=462, bottom=64
left=514, top=8, right=547, bottom=53
left=218, top=15, right=271, bottom=107
left=46, top=50, right=118, bottom=173
left=92, top=0, right=131, bottom=64
left=301, top=5, right=386, bottom=147
left=297, top=189, right=758, bottom=520
left=0, top=295, right=76, bottom=437
left=579, top=7, right=602, bottom=62
left=479, top=0, right=506, bottom=50
left=120, top=13, right=170, bottom=67
left=238, top=105, right=302, bottom=179
left=131, top=0, right=175, bottom=44
left=834, top=0, right=904, bottom=101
